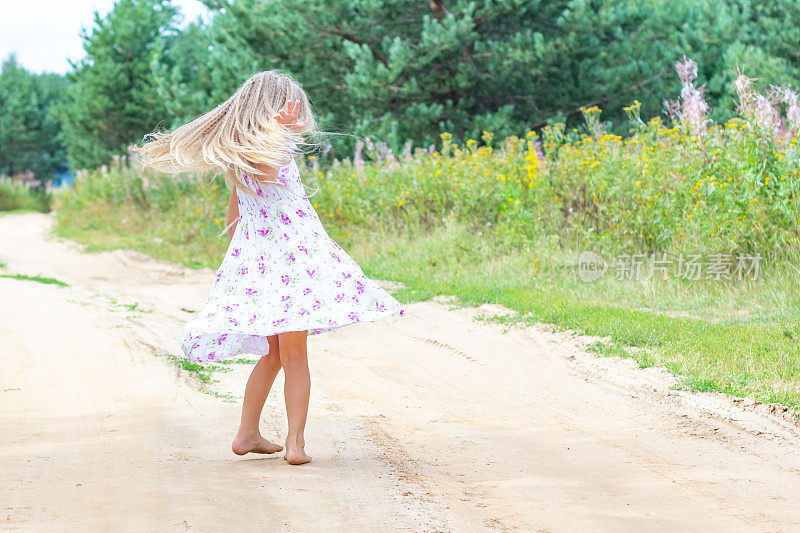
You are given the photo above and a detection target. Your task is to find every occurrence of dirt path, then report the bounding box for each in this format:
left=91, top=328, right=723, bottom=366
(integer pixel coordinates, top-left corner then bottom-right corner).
left=2, top=212, right=800, bottom=532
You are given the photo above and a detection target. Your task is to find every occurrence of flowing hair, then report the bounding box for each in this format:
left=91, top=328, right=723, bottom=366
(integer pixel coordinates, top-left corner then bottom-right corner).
left=133, top=70, right=323, bottom=196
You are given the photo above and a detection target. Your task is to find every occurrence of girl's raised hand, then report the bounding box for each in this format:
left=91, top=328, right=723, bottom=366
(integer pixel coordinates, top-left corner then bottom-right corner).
left=273, top=99, right=306, bottom=131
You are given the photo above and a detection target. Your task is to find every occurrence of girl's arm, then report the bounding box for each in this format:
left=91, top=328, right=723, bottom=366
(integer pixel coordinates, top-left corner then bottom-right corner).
left=250, top=162, right=280, bottom=184
left=226, top=187, right=239, bottom=239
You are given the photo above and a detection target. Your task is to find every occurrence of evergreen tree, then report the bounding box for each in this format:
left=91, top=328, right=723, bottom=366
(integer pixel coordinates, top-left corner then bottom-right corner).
left=0, top=55, right=67, bottom=180
left=117, top=0, right=800, bottom=161
left=59, top=0, right=178, bottom=170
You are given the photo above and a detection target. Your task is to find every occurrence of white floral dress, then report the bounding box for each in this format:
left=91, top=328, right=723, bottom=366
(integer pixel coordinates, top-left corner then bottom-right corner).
left=181, top=157, right=405, bottom=362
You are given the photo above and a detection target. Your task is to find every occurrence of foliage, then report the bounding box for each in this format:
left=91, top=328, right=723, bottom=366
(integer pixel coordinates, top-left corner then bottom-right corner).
left=153, top=0, right=800, bottom=158
left=0, top=179, right=50, bottom=212
left=52, top=0, right=800, bottom=168
left=0, top=55, right=67, bottom=180
left=53, top=63, right=800, bottom=406
left=58, top=0, right=178, bottom=170
left=56, top=57, right=800, bottom=263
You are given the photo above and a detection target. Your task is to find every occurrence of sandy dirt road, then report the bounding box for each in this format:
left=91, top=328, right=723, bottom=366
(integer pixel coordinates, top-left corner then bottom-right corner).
left=2, top=212, right=800, bottom=532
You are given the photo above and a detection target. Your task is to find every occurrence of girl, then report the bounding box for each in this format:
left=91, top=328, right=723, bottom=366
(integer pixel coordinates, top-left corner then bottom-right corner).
left=135, top=71, right=405, bottom=465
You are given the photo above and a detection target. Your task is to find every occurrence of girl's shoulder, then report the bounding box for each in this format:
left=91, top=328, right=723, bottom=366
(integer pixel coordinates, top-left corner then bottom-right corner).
left=235, top=158, right=299, bottom=191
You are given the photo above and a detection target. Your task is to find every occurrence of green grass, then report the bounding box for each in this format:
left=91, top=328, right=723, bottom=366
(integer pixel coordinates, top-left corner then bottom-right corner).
left=217, top=357, right=261, bottom=365
left=154, top=352, right=233, bottom=383
left=53, top=206, right=800, bottom=409
left=153, top=352, right=241, bottom=403
left=342, top=222, right=800, bottom=407
left=0, top=273, right=68, bottom=287
left=585, top=340, right=656, bottom=368
left=0, top=180, right=50, bottom=212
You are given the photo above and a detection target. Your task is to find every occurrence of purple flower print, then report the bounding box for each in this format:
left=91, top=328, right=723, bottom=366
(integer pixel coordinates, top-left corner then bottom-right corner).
left=296, top=208, right=308, bottom=217
left=306, top=268, right=316, bottom=278
left=245, top=288, right=258, bottom=296
left=343, top=272, right=352, bottom=279
left=248, top=314, right=258, bottom=324
left=355, top=280, right=365, bottom=294
left=208, top=351, right=217, bottom=360
left=287, top=252, right=296, bottom=263
left=282, top=295, right=291, bottom=302
left=375, top=301, right=386, bottom=312
left=335, top=293, right=345, bottom=303
left=298, top=245, right=309, bottom=254
left=257, top=228, right=270, bottom=237
left=280, top=213, right=292, bottom=225
left=216, top=333, right=228, bottom=346
left=215, top=271, right=223, bottom=282
left=399, top=309, right=405, bottom=316
left=283, top=302, right=292, bottom=312
left=244, top=228, right=250, bottom=240
left=281, top=275, right=291, bottom=285
left=231, top=248, right=241, bottom=257
left=313, top=299, right=322, bottom=310
left=283, top=233, right=290, bottom=241
left=192, top=342, right=200, bottom=350
left=330, top=252, right=341, bottom=262
left=299, top=308, right=310, bottom=316
left=334, top=280, right=342, bottom=287
left=348, top=312, right=359, bottom=321
left=351, top=295, right=360, bottom=303
left=273, top=318, right=287, bottom=327
left=303, top=287, right=312, bottom=295
left=258, top=263, right=267, bottom=275
left=256, top=189, right=264, bottom=197
left=229, top=317, right=239, bottom=326
left=260, top=208, right=268, bottom=219
left=237, top=266, right=248, bottom=276
left=328, top=319, right=338, bottom=326
left=223, top=305, right=234, bottom=312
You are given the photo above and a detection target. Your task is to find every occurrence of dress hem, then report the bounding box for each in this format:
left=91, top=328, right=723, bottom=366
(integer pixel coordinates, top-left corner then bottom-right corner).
left=181, top=306, right=405, bottom=363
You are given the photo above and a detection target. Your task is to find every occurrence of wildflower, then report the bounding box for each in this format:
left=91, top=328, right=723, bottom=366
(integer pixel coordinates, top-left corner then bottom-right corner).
left=664, top=56, right=710, bottom=136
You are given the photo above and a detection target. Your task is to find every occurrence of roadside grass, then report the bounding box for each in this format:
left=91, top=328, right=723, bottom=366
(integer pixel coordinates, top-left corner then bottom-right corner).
left=52, top=202, right=800, bottom=410
left=345, top=222, right=800, bottom=409
left=155, top=352, right=233, bottom=381
left=55, top=200, right=227, bottom=270
left=217, top=357, right=260, bottom=365
left=0, top=273, right=69, bottom=287
left=0, top=180, right=50, bottom=213
left=153, top=353, right=256, bottom=402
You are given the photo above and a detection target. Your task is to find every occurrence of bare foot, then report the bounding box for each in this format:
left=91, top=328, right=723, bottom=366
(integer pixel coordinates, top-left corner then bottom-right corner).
left=231, top=433, right=284, bottom=456
left=284, top=437, right=311, bottom=465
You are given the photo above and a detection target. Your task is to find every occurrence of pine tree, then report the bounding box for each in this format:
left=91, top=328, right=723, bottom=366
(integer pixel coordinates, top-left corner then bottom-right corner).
left=0, top=55, right=67, bottom=180
left=59, top=0, right=178, bottom=170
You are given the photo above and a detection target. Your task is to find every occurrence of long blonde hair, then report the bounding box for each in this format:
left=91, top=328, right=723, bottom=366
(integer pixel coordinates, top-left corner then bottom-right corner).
left=133, top=70, right=322, bottom=196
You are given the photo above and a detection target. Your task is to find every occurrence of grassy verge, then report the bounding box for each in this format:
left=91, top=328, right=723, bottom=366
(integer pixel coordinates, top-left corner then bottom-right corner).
left=0, top=273, right=69, bottom=287
left=0, top=180, right=50, bottom=212
left=153, top=352, right=239, bottom=402
left=53, top=203, right=800, bottom=411
left=352, top=222, right=800, bottom=409
left=50, top=91, right=800, bottom=411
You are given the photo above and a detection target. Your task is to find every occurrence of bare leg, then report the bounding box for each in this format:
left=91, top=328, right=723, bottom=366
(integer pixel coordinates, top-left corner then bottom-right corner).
left=277, top=330, right=311, bottom=465
left=232, top=335, right=284, bottom=455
